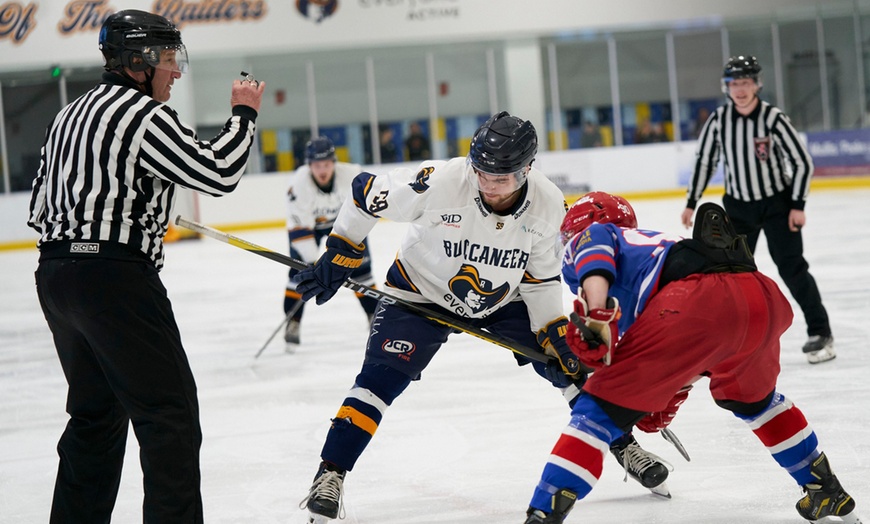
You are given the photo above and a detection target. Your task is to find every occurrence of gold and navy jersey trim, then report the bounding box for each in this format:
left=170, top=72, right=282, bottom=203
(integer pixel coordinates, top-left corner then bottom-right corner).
left=351, top=172, right=380, bottom=217
left=385, top=258, right=421, bottom=294
left=288, top=227, right=315, bottom=243
left=521, top=271, right=561, bottom=284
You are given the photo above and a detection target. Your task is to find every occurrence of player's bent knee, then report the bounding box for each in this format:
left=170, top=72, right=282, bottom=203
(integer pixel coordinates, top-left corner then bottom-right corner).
left=355, top=363, right=413, bottom=405
left=715, top=390, right=775, bottom=416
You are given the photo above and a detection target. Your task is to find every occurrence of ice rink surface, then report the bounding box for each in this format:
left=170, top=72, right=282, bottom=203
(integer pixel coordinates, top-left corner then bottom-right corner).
left=2, top=191, right=868, bottom=524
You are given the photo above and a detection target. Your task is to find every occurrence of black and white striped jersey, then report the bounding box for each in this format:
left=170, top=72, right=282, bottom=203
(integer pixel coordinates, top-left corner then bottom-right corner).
left=28, top=72, right=257, bottom=269
left=687, top=99, right=814, bottom=211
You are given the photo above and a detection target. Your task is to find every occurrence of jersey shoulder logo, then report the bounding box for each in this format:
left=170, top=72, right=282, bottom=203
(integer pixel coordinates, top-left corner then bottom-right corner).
left=447, top=264, right=510, bottom=314
left=408, top=166, right=434, bottom=194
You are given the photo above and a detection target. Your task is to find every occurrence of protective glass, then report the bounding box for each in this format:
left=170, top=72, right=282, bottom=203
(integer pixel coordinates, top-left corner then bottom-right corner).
left=142, top=44, right=189, bottom=74
left=464, top=156, right=529, bottom=197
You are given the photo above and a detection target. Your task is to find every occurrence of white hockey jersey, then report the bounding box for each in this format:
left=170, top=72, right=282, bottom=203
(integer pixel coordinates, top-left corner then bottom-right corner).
left=286, top=161, right=362, bottom=263
left=332, top=157, right=567, bottom=333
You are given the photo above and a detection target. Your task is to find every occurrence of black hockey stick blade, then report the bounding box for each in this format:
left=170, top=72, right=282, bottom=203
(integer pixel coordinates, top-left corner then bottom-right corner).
left=662, top=427, right=691, bottom=462
left=175, top=216, right=554, bottom=366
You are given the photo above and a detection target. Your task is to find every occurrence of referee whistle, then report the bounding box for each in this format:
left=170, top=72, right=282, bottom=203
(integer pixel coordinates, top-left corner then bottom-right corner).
left=240, top=71, right=259, bottom=87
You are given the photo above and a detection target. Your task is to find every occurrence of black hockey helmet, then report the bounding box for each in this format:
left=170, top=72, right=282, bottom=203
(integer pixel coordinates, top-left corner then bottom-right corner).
left=721, top=55, right=762, bottom=93
left=99, top=10, right=188, bottom=74
left=468, top=111, right=538, bottom=176
left=305, top=136, right=336, bottom=163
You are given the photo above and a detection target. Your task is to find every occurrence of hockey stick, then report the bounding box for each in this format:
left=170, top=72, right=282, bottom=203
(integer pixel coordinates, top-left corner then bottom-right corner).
left=662, top=427, right=691, bottom=462
left=175, top=216, right=553, bottom=365
left=254, top=300, right=304, bottom=359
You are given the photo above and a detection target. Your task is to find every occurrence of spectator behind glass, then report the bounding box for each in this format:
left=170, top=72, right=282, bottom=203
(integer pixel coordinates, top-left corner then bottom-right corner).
left=405, top=122, right=431, bottom=161
left=691, top=107, right=711, bottom=139
left=579, top=120, right=602, bottom=148
left=379, top=126, right=399, bottom=163
left=634, top=118, right=667, bottom=144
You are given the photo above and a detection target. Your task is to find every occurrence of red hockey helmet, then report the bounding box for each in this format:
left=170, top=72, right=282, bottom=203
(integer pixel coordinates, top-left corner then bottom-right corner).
left=560, top=191, right=638, bottom=245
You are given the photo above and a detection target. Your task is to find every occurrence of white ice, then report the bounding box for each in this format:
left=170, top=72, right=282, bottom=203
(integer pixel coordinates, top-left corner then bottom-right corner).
left=2, top=191, right=869, bottom=524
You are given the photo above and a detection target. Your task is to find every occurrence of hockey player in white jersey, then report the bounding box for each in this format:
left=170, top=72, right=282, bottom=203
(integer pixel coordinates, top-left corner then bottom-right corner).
left=282, top=136, right=378, bottom=352
left=293, top=112, right=669, bottom=522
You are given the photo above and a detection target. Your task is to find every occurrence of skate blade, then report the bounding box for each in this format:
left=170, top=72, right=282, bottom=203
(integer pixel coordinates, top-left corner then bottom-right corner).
left=648, top=482, right=671, bottom=499
left=812, top=511, right=866, bottom=524
left=835, top=511, right=865, bottom=524
left=307, top=513, right=333, bottom=524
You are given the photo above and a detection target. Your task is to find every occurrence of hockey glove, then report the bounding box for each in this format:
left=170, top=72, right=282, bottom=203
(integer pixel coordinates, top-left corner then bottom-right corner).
left=566, top=297, right=620, bottom=369
left=293, top=234, right=364, bottom=305
left=537, top=317, right=583, bottom=378
left=635, top=385, right=693, bottom=433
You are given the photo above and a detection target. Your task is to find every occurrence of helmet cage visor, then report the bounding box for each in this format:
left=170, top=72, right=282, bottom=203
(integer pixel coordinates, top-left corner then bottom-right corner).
left=465, top=156, right=528, bottom=196
left=141, top=43, right=189, bottom=74
left=721, top=72, right=762, bottom=94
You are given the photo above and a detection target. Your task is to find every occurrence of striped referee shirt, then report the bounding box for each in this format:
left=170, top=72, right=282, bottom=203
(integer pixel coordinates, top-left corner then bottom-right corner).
left=28, top=72, right=257, bottom=270
left=686, top=99, right=814, bottom=211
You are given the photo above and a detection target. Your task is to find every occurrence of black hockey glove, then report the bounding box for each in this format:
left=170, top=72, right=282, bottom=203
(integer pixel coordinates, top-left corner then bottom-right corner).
left=293, top=234, right=364, bottom=305
left=537, top=317, right=584, bottom=378
left=533, top=359, right=587, bottom=389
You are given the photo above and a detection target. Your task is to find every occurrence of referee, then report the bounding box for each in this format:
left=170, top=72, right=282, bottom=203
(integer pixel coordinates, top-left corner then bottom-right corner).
left=28, top=10, right=264, bottom=523
left=680, top=55, right=833, bottom=364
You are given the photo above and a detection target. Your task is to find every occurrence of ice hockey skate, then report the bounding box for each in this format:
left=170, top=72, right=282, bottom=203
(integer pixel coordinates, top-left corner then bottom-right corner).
left=803, top=335, right=835, bottom=364
left=796, top=453, right=864, bottom=524
left=523, top=488, right=577, bottom=523
left=610, top=434, right=672, bottom=498
left=284, top=319, right=301, bottom=354
left=300, top=462, right=345, bottom=523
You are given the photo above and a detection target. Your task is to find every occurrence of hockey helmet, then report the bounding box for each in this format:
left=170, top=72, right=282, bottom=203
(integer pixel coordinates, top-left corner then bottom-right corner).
left=305, top=136, right=336, bottom=164
left=99, top=10, right=188, bottom=74
left=560, top=191, right=637, bottom=245
left=466, top=111, right=537, bottom=195
left=721, top=55, right=762, bottom=94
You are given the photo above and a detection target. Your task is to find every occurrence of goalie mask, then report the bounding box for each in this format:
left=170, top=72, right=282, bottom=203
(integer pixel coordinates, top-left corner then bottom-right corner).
left=466, top=111, right=537, bottom=196
left=99, top=10, right=189, bottom=74
left=560, top=192, right=637, bottom=245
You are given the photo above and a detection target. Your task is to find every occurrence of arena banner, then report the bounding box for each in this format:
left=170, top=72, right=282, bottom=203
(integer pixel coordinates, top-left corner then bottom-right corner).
left=805, top=128, right=870, bottom=177
left=1, top=0, right=826, bottom=72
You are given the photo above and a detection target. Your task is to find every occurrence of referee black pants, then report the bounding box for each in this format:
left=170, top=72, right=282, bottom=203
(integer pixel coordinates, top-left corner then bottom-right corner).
left=35, top=257, right=203, bottom=523
left=723, top=192, right=831, bottom=338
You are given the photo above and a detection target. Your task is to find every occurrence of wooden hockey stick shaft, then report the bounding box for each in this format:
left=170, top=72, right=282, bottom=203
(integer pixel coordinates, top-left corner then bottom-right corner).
left=175, top=216, right=552, bottom=365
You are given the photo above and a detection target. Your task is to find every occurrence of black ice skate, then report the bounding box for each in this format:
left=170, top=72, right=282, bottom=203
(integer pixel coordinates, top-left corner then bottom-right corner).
left=802, top=335, right=836, bottom=364
left=299, top=462, right=346, bottom=523
left=523, top=488, right=577, bottom=523
left=610, top=434, right=672, bottom=498
left=796, top=453, right=863, bottom=524
left=284, top=319, right=301, bottom=354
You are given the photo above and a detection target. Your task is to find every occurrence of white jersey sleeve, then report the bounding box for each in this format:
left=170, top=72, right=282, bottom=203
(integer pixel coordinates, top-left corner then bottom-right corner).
left=286, top=165, right=318, bottom=262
